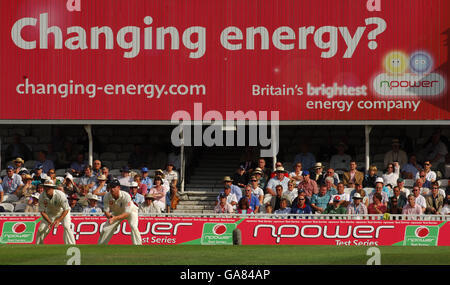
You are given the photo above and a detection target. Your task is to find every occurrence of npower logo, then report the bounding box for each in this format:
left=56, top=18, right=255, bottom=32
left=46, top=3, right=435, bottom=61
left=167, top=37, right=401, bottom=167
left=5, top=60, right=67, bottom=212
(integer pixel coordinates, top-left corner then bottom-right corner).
left=253, top=224, right=395, bottom=244
left=52, top=221, right=193, bottom=240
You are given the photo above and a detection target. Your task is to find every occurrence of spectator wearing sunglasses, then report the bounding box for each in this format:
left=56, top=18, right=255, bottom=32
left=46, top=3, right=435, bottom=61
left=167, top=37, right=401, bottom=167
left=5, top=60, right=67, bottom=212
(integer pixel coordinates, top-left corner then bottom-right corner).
left=425, top=183, right=445, bottom=214
left=415, top=161, right=436, bottom=183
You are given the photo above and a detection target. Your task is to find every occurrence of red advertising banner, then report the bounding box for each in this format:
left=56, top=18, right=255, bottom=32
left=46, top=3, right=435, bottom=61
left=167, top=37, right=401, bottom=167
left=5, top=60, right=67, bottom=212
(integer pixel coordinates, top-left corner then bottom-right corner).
left=1, top=216, right=449, bottom=246
left=0, top=0, right=448, bottom=121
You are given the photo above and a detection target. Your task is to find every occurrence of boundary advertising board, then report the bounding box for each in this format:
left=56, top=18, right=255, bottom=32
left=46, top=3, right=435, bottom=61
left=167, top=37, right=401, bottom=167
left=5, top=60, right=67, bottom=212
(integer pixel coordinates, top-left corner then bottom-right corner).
left=1, top=216, right=449, bottom=246
left=0, top=0, right=448, bottom=121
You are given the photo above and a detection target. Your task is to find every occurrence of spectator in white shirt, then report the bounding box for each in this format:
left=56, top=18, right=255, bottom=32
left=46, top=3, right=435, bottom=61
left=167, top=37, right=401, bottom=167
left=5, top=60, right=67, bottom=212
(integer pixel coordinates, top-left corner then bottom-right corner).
left=382, top=162, right=400, bottom=189
left=415, top=161, right=436, bottom=183
left=411, top=186, right=426, bottom=213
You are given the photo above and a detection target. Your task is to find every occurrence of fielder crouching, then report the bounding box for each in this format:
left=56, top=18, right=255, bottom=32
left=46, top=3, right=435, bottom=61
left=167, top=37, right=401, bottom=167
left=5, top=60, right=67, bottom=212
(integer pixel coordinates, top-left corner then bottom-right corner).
left=98, top=179, right=142, bottom=245
left=36, top=180, right=76, bottom=245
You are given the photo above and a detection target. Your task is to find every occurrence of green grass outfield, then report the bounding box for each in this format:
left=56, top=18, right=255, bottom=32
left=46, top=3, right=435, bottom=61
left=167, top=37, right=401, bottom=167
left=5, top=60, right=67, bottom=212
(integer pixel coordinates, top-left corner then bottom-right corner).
left=0, top=245, right=449, bottom=265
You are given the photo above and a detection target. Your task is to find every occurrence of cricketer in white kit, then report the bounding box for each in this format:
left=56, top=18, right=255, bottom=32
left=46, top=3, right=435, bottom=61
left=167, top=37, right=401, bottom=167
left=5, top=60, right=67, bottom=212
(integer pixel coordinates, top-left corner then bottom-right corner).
left=36, top=180, right=76, bottom=244
left=98, top=179, right=142, bottom=245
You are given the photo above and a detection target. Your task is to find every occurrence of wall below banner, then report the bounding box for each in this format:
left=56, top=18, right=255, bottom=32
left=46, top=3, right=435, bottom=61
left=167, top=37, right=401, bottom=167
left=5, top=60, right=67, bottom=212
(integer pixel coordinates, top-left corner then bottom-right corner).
left=0, top=216, right=449, bottom=246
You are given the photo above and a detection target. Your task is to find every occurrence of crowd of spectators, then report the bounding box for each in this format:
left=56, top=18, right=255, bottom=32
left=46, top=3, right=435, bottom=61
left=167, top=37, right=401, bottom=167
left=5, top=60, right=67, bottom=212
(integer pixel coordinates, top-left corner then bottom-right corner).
left=0, top=158, right=180, bottom=214
left=214, top=129, right=450, bottom=216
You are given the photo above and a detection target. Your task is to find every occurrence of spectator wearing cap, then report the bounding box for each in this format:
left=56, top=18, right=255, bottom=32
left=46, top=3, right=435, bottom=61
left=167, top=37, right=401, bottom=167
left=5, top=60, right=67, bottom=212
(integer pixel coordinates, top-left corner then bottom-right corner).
left=346, top=193, right=368, bottom=215
left=24, top=192, right=41, bottom=213
left=402, top=194, right=423, bottom=215
left=350, top=183, right=369, bottom=207
left=34, top=150, right=55, bottom=174
left=129, top=182, right=145, bottom=206
left=243, top=184, right=260, bottom=213
left=425, top=183, right=445, bottom=214
left=311, top=185, right=333, bottom=214
left=222, top=176, right=243, bottom=202
left=289, top=162, right=303, bottom=186
left=382, top=162, right=400, bottom=189
left=274, top=198, right=291, bottom=215
left=401, top=154, right=421, bottom=180
left=1, top=166, right=23, bottom=203
left=265, top=167, right=290, bottom=204
left=363, top=165, right=378, bottom=188
left=214, top=193, right=235, bottom=214
left=232, top=165, right=249, bottom=189
left=140, top=167, right=153, bottom=189
left=139, top=194, right=162, bottom=214
left=163, top=162, right=179, bottom=186
left=62, top=173, right=79, bottom=196
left=68, top=194, right=83, bottom=213
left=133, top=174, right=148, bottom=196
left=293, top=143, right=316, bottom=172
left=297, top=170, right=318, bottom=198
left=329, top=182, right=351, bottom=207
left=252, top=168, right=267, bottom=190
left=270, top=162, right=290, bottom=178
left=149, top=176, right=169, bottom=211
left=216, top=184, right=238, bottom=211
left=118, top=166, right=133, bottom=191
left=324, top=196, right=348, bottom=214
left=12, top=157, right=27, bottom=175
left=310, top=163, right=326, bottom=185
left=82, top=193, right=103, bottom=214
left=343, top=161, right=364, bottom=187
left=369, top=179, right=390, bottom=206
left=92, top=174, right=108, bottom=207
left=31, top=164, right=48, bottom=183
left=329, top=142, right=352, bottom=173
left=384, top=139, right=408, bottom=169
left=290, top=188, right=311, bottom=209
left=291, top=192, right=313, bottom=215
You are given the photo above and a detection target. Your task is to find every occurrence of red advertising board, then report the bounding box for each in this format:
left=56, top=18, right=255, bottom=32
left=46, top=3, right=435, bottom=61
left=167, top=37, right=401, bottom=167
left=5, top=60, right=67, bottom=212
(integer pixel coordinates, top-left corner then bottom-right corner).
left=0, top=0, right=448, bottom=121
left=1, top=216, right=449, bottom=246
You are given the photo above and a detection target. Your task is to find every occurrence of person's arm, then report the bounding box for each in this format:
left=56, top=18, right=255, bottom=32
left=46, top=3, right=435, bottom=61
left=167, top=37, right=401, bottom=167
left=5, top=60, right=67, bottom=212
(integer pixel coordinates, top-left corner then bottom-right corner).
left=109, top=211, right=130, bottom=224
left=40, top=211, right=53, bottom=227
left=93, top=182, right=106, bottom=196
left=0, top=191, right=4, bottom=203
left=49, top=209, right=69, bottom=231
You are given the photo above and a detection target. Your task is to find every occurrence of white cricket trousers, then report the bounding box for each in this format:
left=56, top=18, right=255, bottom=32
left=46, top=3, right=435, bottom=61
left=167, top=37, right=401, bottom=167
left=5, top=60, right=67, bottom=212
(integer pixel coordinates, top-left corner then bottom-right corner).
left=36, top=212, right=76, bottom=245
left=98, top=211, right=142, bottom=245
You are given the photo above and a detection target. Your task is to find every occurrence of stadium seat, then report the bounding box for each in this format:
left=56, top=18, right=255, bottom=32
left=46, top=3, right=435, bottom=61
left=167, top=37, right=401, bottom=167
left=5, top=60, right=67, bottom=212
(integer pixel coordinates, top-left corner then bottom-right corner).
left=363, top=188, right=375, bottom=196
left=112, top=160, right=128, bottom=169
left=102, top=160, right=113, bottom=169
left=344, top=188, right=354, bottom=195
left=438, top=179, right=449, bottom=187
left=110, top=169, right=121, bottom=177
left=0, top=170, right=6, bottom=177
left=100, top=152, right=117, bottom=161
left=55, top=169, right=66, bottom=176
left=24, top=160, right=36, bottom=169
left=0, top=203, right=14, bottom=212
left=105, top=144, right=122, bottom=153
left=117, top=152, right=131, bottom=161
left=404, top=179, right=415, bottom=188
left=14, top=203, right=27, bottom=212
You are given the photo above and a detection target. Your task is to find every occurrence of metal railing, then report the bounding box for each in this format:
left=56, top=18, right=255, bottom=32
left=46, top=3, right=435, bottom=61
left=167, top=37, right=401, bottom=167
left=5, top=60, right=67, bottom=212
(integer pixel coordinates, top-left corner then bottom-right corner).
left=1, top=212, right=449, bottom=221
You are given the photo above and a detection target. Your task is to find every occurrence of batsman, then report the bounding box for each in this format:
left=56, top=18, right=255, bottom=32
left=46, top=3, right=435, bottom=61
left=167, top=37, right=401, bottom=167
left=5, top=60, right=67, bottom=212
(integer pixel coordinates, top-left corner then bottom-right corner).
left=98, top=179, right=142, bottom=245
